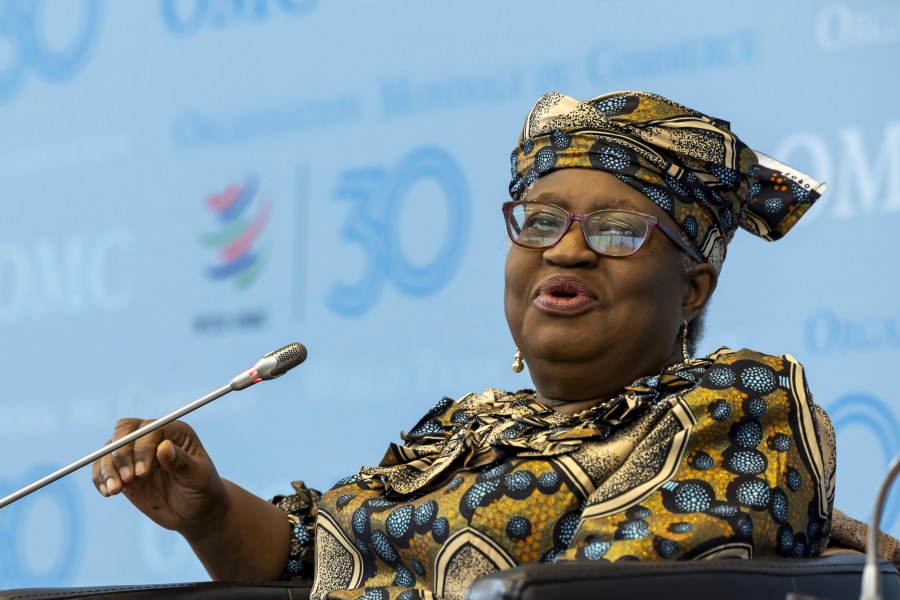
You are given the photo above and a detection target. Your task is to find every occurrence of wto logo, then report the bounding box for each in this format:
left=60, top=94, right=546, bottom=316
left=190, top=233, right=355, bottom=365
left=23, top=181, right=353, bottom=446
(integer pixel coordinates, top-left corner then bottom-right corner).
left=200, top=174, right=272, bottom=291
left=0, top=0, right=102, bottom=103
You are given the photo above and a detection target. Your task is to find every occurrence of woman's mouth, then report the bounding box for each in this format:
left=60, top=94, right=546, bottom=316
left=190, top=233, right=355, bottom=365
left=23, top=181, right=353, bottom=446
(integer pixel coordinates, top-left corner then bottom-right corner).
left=532, top=276, right=599, bottom=315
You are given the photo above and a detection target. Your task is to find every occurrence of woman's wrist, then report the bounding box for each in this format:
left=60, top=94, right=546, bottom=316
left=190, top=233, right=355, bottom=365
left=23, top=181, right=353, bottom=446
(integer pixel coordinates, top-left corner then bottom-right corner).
left=183, top=479, right=291, bottom=581
left=175, top=477, right=233, bottom=544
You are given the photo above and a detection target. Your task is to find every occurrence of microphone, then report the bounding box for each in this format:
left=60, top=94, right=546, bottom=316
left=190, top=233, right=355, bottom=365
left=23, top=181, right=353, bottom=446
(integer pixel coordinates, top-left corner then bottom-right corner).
left=0, top=342, right=307, bottom=510
left=229, top=342, right=308, bottom=390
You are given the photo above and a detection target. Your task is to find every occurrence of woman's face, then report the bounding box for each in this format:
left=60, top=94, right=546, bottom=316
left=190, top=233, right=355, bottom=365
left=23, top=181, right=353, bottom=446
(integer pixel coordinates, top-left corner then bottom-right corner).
left=504, top=168, right=713, bottom=404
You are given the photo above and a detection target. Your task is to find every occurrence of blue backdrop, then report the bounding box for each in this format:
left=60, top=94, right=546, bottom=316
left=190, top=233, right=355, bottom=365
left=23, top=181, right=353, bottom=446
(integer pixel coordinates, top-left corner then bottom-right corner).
left=1, top=0, right=898, bottom=586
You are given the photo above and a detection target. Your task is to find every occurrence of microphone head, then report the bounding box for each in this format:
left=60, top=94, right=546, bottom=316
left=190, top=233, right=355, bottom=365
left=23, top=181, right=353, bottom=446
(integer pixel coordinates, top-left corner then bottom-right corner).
left=264, top=342, right=308, bottom=378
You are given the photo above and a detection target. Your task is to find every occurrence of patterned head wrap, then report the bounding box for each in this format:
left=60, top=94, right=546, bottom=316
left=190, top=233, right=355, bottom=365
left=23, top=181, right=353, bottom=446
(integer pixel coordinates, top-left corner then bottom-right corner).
left=509, top=91, right=826, bottom=270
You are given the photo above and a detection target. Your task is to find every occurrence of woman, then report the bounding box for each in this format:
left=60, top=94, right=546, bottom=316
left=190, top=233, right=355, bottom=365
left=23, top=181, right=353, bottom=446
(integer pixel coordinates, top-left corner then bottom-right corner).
left=94, top=91, right=835, bottom=600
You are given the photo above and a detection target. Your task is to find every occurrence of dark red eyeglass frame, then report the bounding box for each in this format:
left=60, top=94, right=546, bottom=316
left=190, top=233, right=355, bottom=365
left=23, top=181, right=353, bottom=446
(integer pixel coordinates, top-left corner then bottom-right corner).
left=502, top=201, right=704, bottom=263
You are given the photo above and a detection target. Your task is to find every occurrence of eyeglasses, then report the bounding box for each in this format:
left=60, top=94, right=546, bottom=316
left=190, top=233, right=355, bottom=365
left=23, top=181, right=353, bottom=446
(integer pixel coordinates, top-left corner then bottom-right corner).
left=502, top=201, right=703, bottom=262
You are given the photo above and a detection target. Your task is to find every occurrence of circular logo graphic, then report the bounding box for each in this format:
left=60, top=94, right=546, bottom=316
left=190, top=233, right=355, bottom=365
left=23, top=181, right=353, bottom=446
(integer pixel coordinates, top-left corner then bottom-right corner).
left=829, top=392, right=900, bottom=531
left=0, top=466, right=82, bottom=585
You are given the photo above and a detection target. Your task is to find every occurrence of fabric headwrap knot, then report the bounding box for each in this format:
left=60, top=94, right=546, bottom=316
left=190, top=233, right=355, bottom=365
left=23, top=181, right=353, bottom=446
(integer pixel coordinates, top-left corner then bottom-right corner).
left=509, top=91, right=827, bottom=270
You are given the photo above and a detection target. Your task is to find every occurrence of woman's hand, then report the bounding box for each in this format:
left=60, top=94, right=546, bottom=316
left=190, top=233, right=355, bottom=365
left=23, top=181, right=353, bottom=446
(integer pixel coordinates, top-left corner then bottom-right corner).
left=91, top=418, right=292, bottom=581
left=91, top=419, right=228, bottom=538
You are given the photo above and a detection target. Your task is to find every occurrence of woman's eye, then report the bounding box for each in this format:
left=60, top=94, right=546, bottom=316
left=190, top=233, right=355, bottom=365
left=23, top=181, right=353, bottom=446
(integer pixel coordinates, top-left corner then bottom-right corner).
left=589, top=218, right=645, bottom=253
left=523, top=212, right=564, bottom=232
left=598, top=221, right=640, bottom=237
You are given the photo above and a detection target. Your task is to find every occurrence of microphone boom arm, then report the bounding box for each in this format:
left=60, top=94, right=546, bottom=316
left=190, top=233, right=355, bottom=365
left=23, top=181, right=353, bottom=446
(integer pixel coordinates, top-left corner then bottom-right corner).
left=0, top=342, right=307, bottom=510
left=0, top=384, right=232, bottom=509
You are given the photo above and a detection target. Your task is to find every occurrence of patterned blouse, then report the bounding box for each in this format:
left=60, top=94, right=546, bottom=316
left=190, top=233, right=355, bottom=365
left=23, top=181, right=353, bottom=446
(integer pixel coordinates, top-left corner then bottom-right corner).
left=271, top=348, right=836, bottom=600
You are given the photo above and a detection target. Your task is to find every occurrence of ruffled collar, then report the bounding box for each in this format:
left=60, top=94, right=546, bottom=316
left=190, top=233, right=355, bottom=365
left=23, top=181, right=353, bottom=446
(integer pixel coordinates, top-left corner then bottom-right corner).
left=355, top=356, right=713, bottom=496
left=567, top=357, right=712, bottom=430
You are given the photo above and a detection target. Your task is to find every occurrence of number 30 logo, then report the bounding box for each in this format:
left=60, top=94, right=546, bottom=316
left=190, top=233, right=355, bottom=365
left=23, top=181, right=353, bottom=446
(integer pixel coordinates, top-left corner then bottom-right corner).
left=329, top=147, right=471, bottom=316
left=0, top=0, right=101, bottom=103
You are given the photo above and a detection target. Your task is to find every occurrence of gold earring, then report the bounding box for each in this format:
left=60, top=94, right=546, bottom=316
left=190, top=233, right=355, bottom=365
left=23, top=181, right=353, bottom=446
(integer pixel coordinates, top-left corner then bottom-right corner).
left=512, top=349, right=524, bottom=373
left=681, top=320, right=690, bottom=362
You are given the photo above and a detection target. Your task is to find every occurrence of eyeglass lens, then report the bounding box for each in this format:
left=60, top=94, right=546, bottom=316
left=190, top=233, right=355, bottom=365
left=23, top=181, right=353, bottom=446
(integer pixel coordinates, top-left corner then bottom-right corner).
left=507, top=202, right=652, bottom=256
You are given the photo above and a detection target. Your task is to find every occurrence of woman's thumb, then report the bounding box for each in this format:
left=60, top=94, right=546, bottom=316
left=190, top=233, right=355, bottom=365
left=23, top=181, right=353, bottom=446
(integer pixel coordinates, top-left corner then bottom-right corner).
left=157, top=439, right=191, bottom=474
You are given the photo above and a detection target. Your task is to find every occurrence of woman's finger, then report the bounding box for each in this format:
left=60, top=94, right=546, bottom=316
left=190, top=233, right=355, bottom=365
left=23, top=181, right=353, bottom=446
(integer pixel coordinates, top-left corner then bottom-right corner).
left=91, top=440, right=112, bottom=496
left=109, top=418, right=143, bottom=484
left=99, top=447, right=123, bottom=495
left=132, top=420, right=163, bottom=478
left=99, top=418, right=142, bottom=495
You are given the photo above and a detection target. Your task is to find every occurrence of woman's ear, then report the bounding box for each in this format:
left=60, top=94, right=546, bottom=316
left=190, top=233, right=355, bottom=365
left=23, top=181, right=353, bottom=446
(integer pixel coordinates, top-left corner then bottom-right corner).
left=682, top=263, right=718, bottom=322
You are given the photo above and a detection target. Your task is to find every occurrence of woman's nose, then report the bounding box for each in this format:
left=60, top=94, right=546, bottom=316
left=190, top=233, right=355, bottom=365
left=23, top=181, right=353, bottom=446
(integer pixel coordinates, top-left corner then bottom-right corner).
left=542, top=221, right=599, bottom=268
